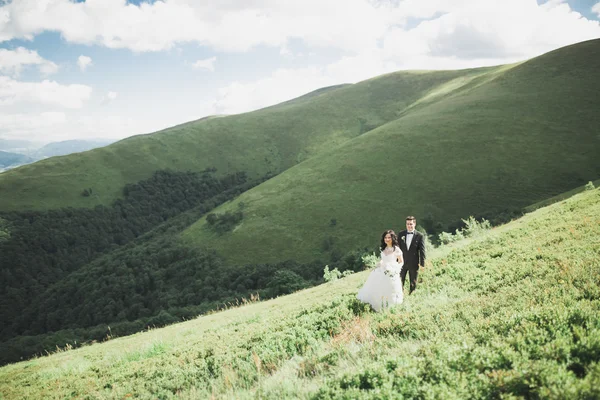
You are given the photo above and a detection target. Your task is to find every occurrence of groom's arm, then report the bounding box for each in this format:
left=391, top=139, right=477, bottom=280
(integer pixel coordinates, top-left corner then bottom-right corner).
left=417, top=235, right=426, bottom=268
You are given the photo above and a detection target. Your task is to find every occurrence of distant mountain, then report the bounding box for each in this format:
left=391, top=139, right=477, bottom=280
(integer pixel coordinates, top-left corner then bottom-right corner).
left=0, top=139, right=115, bottom=172
left=0, top=139, right=38, bottom=151
left=0, top=139, right=42, bottom=156
left=34, top=139, right=115, bottom=159
left=0, top=151, right=35, bottom=172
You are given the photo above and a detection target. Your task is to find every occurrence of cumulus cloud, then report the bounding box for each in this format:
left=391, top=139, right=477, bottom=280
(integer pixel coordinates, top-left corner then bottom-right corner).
left=77, top=55, right=93, bottom=72
left=0, top=47, right=58, bottom=77
left=192, top=57, right=217, bottom=71
left=0, top=77, right=92, bottom=108
left=593, top=2, right=600, bottom=17
left=0, top=1, right=596, bottom=63
left=0, top=0, right=391, bottom=52
left=383, top=0, right=600, bottom=68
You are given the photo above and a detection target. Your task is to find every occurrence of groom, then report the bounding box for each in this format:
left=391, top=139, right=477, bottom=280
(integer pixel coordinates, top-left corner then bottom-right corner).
left=399, top=216, right=426, bottom=294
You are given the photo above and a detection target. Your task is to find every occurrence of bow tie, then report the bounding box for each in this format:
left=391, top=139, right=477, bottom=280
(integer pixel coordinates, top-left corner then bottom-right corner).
left=407, top=232, right=414, bottom=235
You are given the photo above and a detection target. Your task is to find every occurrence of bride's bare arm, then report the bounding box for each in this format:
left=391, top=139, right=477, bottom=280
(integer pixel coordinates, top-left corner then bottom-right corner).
left=396, top=247, right=404, bottom=265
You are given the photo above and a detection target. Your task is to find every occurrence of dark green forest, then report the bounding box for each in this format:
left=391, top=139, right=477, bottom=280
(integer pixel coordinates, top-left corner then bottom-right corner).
left=0, top=169, right=364, bottom=365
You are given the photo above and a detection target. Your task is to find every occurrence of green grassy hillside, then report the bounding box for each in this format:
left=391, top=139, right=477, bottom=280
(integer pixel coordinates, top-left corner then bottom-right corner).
left=0, top=69, right=482, bottom=211
left=184, top=39, right=600, bottom=265
left=2, top=186, right=598, bottom=399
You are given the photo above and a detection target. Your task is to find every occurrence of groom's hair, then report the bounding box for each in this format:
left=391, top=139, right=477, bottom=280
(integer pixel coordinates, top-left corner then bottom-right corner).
left=406, top=216, right=416, bottom=221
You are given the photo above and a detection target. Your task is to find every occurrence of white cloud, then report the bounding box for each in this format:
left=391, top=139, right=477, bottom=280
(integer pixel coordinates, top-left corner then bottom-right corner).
left=382, top=0, right=600, bottom=69
left=0, top=0, right=392, bottom=53
left=77, top=55, right=93, bottom=72
left=593, top=2, right=600, bottom=17
left=0, top=47, right=58, bottom=77
left=0, top=77, right=92, bottom=108
left=0, top=0, right=596, bottom=62
left=192, top=57, right=216, bottom=72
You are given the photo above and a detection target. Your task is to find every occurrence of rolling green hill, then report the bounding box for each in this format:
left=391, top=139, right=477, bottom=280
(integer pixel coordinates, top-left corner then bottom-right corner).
left=0, top=69, right=484, bottom=211
left=1, top=186, right=598, bottom=399
left=183, top=39, right=600, bottom=265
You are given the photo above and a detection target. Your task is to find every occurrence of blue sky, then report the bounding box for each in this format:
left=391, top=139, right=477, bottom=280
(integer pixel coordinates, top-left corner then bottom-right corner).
left=0, top=0, right=599, bottom=143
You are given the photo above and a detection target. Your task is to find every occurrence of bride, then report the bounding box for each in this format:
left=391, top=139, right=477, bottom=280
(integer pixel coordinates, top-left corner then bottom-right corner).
left=357, top=230, right=404, bottom=311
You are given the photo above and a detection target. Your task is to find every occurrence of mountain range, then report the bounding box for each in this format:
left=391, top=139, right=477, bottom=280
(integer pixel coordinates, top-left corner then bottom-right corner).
left=0, top=151, right=35, bottom=172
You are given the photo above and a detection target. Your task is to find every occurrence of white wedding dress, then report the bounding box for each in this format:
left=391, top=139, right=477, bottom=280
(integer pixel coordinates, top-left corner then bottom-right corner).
left=357, top=246, right=404, bottom=311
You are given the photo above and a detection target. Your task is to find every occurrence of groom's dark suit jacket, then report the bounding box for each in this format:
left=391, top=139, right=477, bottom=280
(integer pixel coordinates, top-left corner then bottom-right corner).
left=398, top=230, right=426, bottom=270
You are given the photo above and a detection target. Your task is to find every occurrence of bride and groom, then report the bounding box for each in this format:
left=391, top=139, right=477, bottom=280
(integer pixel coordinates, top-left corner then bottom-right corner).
left=357, top=216, right=426, bottom=311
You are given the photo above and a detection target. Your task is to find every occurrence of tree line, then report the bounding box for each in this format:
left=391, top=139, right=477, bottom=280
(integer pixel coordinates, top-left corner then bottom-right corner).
left=0, top=169, right=257, bottom=342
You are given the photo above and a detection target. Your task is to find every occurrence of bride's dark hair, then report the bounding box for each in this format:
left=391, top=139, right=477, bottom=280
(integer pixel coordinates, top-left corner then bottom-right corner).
left=380, top=229, right=399, bottom=251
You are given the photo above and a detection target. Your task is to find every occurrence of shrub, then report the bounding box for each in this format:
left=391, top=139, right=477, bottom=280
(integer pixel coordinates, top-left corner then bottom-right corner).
left=462, top=216, right=491, bottom=237
left=323, top=266, right=353, bottom=282
left=438, top=229, right=465, bottom=245
left=361, top=252, right=379, bottom=269
left=438, top=216, right=490, bottom=244
left=585, top=181, right=595, bottom=190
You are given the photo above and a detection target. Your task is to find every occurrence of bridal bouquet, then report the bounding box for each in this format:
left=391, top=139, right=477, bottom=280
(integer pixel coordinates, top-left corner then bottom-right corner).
left=383, top=266, right=400, bottom=278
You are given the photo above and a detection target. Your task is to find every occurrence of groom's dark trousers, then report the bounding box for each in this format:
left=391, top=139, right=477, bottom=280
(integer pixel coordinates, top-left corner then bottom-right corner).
left=398, top=230, right=426, bottom=294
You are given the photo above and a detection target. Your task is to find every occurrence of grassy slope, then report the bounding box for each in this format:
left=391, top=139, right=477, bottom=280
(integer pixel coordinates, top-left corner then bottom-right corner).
left=0, top=71, right=478, bottom=211
left=1, top=187, right=599, bottom=399
left=184, top=39, right=600, bottom=265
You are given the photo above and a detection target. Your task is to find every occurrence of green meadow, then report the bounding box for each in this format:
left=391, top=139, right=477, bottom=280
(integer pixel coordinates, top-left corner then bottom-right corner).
left=2, top=186, right=598, bottom=399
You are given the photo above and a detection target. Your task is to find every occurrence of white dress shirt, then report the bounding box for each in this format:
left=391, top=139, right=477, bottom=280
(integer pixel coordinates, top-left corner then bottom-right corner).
left=406, top=231, right=415, bottom=249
